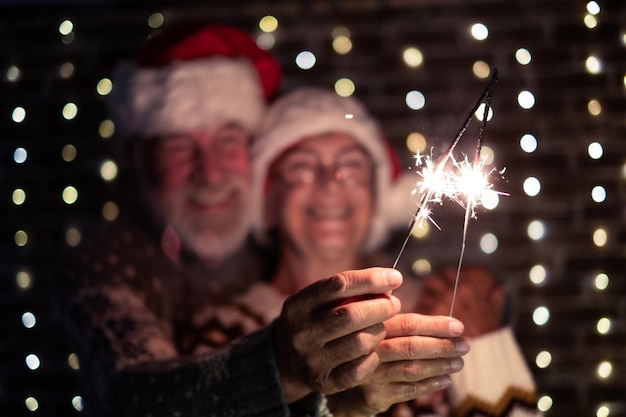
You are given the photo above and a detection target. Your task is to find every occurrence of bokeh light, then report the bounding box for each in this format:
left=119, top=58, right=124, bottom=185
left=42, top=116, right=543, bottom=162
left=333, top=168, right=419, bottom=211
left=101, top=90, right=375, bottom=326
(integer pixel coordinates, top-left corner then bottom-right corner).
left=100, top=160, right=118, bottom=181
left=535, top=350, right=552, bottom=368
left=596, top=361, right=612, bottom=379
left=411, top=258, right=431, bottom=275
left=588, top=99, right=602, bottom=116
left=406, top=132, right=427, bottom=154
left=12, top=188, right=26, bottom=205
left=59, top=62, right=74, bottom=79
left=529, top=264, right=547, bottom=285
left=586, top=55, right=602, bottom=74
left=515, top=48, right=532, bottom=65
left=96, top=78, right=113, bottom=96
left=22, top=312, right=36, bottom=329
left=523, top=176, right=541, bottom=196
left=147, top=13, right=164, bottom=29
left=12, top=106, right=26, bottom=123
left=62, top=186, right=78, bottom=205
left=403, top=47, right=423, bottom=67
left=588, top=141, right=603, bottom=159
left=472, top=61, right=490, bottom=78
left=62, top=144, right=77, bottom=162
left=14, top=147, right=27, bottom=163
left=295, top=51, right=316, bottom=70
left=593, top=228, right=607, bottom=247
left=406, top=90, right=426, bottom=110
left=538, top=396, right=553, bottom=412
left=7, top=65, right=21, bottom=82
left=334, top=78, right=355, bottom=97
left=480, top=233, right=498, bottom=253
left=470, top=23, right=489, bottom=40
left=520, top=133, right=538, bottom=153
left=532, top=306, right=550, bottom=326
left=594, top=273, right=609, bottom=291
left=99, top=119, right=115, bottom=139
left=597, top=317, right=611, bottom=334
left=518, top=90, right=536, bottom=109
left=62, top=102, right=78, bottom=120
left=591, top=185, right=606, bottom=203
left=333, top=35, right=352, bottom=55
left=25, top=353, right=41, bottom=370
left=259, top=15, right=278, bottom=33
left=59, top=19, right=73, bottom=35
left=527, top=220, right=545, bottom=240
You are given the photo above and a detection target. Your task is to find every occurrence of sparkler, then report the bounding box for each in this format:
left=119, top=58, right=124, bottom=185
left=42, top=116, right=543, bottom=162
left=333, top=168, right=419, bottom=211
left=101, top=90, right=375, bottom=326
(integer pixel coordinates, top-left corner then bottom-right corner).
left=392, top=68, right=503, bottom=316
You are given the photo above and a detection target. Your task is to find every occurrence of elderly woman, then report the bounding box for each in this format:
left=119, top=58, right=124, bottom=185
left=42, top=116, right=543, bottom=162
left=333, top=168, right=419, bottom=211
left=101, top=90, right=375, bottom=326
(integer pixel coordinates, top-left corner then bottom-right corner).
left=249, top=87, right=541, bottom=417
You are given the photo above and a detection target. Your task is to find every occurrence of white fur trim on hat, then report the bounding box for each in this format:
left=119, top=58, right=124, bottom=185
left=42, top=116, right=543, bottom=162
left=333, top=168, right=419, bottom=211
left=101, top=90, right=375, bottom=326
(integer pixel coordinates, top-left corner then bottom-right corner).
left=109, top=57, right=265, bottom=138
left=251, top=87, right=395, bottom=252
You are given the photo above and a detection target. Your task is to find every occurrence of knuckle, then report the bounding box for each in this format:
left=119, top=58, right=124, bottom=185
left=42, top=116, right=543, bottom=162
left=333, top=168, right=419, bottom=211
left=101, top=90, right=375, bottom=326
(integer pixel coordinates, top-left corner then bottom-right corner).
left=327, top=274, right=349, bottom=294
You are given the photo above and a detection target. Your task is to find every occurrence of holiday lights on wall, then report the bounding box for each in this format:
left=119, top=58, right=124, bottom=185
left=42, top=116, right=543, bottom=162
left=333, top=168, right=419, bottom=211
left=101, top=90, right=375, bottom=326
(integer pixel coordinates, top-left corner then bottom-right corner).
left=7, top=1, right=624, bottom=415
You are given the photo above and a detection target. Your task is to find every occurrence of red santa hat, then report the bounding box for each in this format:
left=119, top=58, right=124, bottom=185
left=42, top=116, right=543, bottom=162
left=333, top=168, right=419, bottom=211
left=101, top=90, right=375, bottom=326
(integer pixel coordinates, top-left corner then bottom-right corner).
left=251, top=87, right=414, bottom=252
left=108, top=23, right=281, bottom=138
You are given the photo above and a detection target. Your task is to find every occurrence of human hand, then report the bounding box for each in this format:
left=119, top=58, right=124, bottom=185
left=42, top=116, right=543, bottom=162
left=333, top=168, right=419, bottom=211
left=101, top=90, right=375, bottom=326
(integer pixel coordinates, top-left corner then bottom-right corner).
left=327, top=313, right=468, bottom=416
left=274, top=267, right=403, bottom=403
left=417, top=264, right=506, bottom=337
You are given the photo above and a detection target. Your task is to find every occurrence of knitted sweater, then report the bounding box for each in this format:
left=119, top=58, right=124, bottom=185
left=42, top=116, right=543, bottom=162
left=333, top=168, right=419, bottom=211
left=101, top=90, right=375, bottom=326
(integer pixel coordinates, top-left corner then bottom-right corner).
left=59, top=221, right=324, bottom=417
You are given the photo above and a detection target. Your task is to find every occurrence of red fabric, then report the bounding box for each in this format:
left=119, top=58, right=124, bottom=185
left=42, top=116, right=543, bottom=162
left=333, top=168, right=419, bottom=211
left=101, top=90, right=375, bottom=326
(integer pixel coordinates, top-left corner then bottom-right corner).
left=137, top=22, right=281, bottom=100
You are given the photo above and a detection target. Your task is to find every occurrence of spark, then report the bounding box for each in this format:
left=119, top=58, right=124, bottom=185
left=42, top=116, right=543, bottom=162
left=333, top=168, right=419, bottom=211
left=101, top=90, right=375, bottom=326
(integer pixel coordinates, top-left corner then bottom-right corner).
left=392, top=69, right=503, bottom=316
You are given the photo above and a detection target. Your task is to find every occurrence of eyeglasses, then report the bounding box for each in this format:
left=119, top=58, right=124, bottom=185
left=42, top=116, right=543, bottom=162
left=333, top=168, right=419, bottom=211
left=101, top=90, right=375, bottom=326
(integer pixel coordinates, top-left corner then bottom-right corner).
left=271, top=148, right=374, bottom=188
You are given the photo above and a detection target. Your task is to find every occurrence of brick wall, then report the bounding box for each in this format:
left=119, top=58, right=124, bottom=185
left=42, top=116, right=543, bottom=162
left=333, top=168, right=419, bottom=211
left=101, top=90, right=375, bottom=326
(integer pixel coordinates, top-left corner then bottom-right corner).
left=2, top=1, right=625, bottom=416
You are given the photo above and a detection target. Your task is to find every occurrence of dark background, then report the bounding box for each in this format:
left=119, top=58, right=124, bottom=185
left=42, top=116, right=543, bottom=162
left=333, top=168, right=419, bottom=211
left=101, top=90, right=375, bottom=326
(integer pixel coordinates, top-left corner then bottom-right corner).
left=2, top=1, right=625, bottom=416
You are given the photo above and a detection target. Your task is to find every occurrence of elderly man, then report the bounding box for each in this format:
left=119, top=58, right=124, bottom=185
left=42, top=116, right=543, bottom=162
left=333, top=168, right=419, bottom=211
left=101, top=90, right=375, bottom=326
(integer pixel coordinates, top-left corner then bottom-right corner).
left=61, top=23, right=469, bottom=417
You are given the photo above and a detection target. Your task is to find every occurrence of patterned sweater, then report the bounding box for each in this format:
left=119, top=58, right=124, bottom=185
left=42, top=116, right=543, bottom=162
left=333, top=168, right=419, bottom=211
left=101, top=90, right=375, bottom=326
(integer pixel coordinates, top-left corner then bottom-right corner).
left=59, top=221, right=322, bottom=417
left=60, top=220, right=541, bottom=417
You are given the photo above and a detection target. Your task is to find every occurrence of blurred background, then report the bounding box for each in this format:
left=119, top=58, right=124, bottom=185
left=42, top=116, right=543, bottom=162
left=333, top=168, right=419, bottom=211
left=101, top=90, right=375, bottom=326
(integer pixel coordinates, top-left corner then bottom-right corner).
left=2, top=1, right=625, bottom=416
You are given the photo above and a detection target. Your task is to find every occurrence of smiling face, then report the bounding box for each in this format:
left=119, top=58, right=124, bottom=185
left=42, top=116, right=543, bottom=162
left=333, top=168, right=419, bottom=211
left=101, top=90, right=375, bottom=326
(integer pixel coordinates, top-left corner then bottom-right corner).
left=144, top=122, right=252, bottom=260
left=266, top=132, right=375, bottom=262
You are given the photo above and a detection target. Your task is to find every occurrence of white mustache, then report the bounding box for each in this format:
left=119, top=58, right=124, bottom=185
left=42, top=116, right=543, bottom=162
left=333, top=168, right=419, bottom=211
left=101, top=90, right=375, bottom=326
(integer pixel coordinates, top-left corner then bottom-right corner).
left=186, top=185, right=239, bottom=206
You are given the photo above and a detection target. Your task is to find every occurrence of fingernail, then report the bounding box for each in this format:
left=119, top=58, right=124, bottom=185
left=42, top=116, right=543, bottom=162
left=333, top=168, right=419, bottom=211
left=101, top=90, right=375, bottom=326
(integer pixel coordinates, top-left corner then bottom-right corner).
left=436, top=375, right=452, bottom=389
left=384, top=269, right=402, bottom=286
left=449, top=357, right=464, bottom=372
left=455, top=338, right=470, bottom=354
left=449, top=320, right=464, bottom=336
left=391, top=295, right=402, bottom=312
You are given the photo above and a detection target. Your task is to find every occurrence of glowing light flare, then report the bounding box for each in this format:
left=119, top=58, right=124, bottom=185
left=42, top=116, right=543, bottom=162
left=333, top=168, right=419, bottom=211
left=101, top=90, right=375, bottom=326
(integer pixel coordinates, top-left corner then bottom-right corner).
left=25, top=353, right=40, bottom=370
left=529, top=265, right=547, bottom=285
left=25, top=397, right=39, bottom=411
left=470, top=23, right=489, bottom=40
left=14, top=147, right=27, bottom=163
left=333, top=36, right=352, bottom=55
left=148, top=13, right=164, bottom=29
left=403, top=47, right=423, bottom=67
left=597, top=404, right=610, bottom=417
left=334, top=78, right=355, bottom=97
left=597, top=317, right=611, bottom=334
left=532, top=306, right=550, bottom=326
left=537, top=396, right=553, bottom=412
left=392, top=70, right=501, bottom=317
left=295, top=51, right=316, bottom=70
left=593, top=228, right=607, bottom=246
left=597, top=361, right=612, bottom=379
left=586, top=56, right=602, bottom=74
left=587, top=1, right=600, bottom=15
left=535, top=350, right=552, bottom=368
left=259, top=16, right=278, bottom=33
left=594, top=273, right=609, bottom=290
left=588, top=141, right=603, bottom=159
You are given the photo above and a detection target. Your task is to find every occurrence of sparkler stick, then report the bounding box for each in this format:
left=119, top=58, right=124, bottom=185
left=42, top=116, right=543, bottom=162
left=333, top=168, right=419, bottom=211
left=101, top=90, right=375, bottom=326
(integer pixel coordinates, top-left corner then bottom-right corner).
left=391, top=69, right=500, bottom=317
